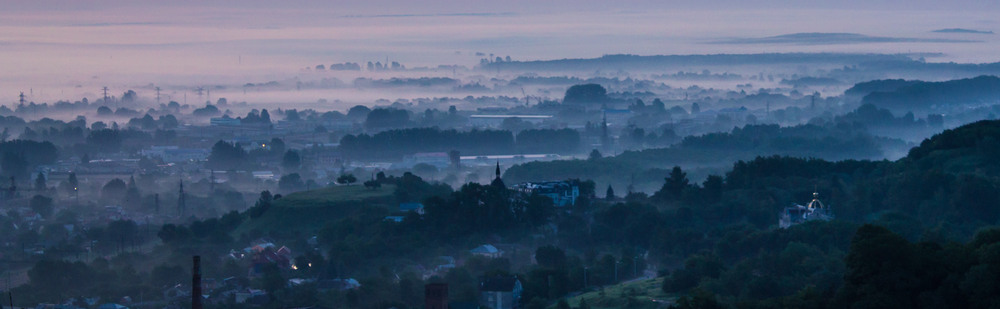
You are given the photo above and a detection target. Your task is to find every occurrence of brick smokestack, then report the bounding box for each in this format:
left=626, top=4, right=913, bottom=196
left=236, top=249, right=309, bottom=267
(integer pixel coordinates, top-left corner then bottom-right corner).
left=193, top=255, right=202, bottom=309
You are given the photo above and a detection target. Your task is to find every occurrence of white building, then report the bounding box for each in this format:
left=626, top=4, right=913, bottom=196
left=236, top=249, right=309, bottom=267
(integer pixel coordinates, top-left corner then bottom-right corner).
left=779, top=191, right=834, bottom=229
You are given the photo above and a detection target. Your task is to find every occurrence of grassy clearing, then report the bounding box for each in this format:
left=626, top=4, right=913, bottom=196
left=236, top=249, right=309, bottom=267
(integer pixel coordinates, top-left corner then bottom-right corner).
left=555, top=277, right=675, bottom=309
left=234, top=184, right=396, bottom=236
left=275, top=184, right=396, bottom=208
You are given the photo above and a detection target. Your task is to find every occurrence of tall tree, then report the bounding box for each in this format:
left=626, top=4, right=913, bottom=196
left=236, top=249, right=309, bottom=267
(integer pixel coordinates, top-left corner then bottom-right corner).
left=178, top=180, right=186, bottom=215
left=654, top=166, right=689, bottom=201
left=282, top=150, right=301, bottom=170
left=67, top=172, right=78, bottom=191
left=207, top=140, right=248, bottom=170
left=34, top=172, right=46, bottom=191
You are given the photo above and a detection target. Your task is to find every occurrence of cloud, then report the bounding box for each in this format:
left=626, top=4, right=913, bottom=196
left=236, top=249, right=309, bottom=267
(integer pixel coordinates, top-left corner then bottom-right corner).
left=713, top=33, right=981, bottom=45
left=932, top=28, right=994, bottom=34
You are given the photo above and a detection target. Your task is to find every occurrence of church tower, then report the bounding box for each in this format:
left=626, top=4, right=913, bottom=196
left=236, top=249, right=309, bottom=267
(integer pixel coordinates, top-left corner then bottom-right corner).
left=491, top=161, right=505, bottom=188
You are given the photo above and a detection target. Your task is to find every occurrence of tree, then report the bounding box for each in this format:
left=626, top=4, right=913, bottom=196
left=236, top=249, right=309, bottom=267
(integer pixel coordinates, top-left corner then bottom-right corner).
left=282, top=150, right=301, bottom=170
left=101, top=178, right=127, bottom=201
left=67, top=172, right=78, bottom=192
left=702, top=175, right=723, bottom=203
left=563, top=84, right=609, bottom=105
left=365, top=108, right=410, bottom=130
left=606, top=185, right=615, bottom=201
left=279, top=173, right=305, bottom=191
left=589, top=149, right=603, bottom=160
left=363, top=180, right=381, bottom=189
left=337, top=174, right=357, bottom=185
left=285, top=109, right=301, bottom=121
left=86, top=129, right=122, bottom=153
left=30, top=195, right=53, bottom=219
left=249, top=191, right=273, bottom=219
left=535, top=246, right=567, bottom=270
left=1, top=152, right=28, bottom=180
left=269, top=137, right=286, bottom=156
left=34, top=172, right=46, bottom=191
left=207, top=140, right=248, bottom=170
left=525, top=193, right=555, bottom=227
left=347, top=105, right=371, bottom=121
left=836, top=224, right=923, bottom=308
left=654, top=166, right=689, bottom=201
left=260, top=109, right=272, bottom=124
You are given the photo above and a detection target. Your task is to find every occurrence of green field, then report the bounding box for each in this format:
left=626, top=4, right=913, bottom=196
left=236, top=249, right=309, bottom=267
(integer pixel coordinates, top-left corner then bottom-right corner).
left=275, top=184, right=397, bottom=207
left=555, top=277, right=675, bottom=309
left=235, top=184, right=397, bottom=236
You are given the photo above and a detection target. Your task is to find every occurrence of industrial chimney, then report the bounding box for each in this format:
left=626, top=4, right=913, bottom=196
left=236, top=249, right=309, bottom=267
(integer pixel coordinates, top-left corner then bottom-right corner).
left=193, top=256, right=202, bottom=309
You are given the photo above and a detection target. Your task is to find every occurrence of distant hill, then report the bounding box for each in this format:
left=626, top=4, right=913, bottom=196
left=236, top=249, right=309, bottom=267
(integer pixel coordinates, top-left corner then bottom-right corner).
left=480, top=53, right=912, bottom=71
left=715, top=32, right=978, bottom=45
left=844, top=79, right=922, bottom=98
left=933, top=28, right=994, bottom=34
left=503, top=123, right=907, bottom=192
left=861, top=75, right=1000, bottom=112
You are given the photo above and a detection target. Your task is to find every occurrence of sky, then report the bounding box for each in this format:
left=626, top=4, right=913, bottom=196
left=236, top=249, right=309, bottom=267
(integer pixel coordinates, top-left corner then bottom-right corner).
left=1, top=1, right=999, bottom=105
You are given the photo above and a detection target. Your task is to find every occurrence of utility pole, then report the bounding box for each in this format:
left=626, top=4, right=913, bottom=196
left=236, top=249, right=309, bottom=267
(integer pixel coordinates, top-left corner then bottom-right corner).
left=102, top=86, right=109, bottom=104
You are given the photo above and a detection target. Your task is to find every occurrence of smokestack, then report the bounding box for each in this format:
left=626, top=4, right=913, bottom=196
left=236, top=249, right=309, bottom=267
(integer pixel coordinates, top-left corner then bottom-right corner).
left=193, top=256, right=202, bottom=309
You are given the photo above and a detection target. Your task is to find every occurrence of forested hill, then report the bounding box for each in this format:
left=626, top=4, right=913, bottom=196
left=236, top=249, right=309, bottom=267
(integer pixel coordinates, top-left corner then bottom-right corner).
left=861, top=75, right=1000, bottom=112
left=502, top=123, right=908, bottom=193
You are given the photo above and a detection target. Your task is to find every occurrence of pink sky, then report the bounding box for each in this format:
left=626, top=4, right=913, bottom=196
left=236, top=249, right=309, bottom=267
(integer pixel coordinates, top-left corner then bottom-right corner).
left=1, top=1, right=998, bottom=105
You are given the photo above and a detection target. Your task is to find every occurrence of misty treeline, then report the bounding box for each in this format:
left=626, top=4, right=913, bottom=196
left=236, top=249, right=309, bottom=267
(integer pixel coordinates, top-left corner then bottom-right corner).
left=339, top=127, right=582, bottom=159
left=861, top=75, right=1000, bottom=113
left=504, top=121, right=908, bottom=193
